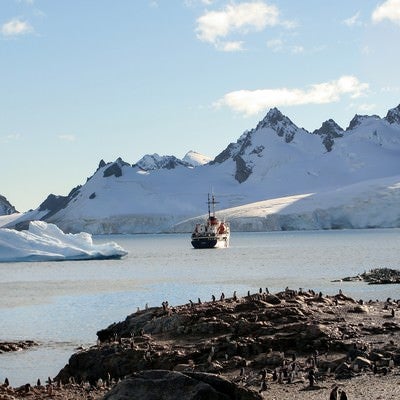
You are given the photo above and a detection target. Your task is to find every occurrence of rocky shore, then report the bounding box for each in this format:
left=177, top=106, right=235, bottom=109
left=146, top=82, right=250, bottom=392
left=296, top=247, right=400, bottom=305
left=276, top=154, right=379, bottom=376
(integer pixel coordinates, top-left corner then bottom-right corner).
left=2, top=288, right=400, bottom=399
left=337, top=267, right=400, bottom=284
left=0, top=341, right=37, bottom=354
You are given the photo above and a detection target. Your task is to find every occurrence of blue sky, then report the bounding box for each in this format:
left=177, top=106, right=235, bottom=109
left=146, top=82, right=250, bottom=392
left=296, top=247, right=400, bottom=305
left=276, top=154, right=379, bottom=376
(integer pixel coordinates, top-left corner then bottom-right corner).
left=1, top=0, right=400, bottom=212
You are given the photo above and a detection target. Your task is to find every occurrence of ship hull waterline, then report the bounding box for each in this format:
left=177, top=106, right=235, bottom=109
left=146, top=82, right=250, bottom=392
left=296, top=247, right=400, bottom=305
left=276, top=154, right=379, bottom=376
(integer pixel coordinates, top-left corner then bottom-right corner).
left=191, top=235, right=229, bottom=249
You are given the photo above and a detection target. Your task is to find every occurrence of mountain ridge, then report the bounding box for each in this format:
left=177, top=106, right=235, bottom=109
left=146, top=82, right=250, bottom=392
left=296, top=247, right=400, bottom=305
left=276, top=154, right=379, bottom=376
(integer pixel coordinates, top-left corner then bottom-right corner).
left=0, top=195, right=17, bottom=216
left=2, top=104, right=400, bottom=233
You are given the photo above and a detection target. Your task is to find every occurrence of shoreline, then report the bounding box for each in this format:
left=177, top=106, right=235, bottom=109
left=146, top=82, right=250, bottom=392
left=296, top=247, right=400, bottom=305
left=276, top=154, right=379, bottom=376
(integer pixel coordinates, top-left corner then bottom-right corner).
left=2, top=288, right=398, bottom=399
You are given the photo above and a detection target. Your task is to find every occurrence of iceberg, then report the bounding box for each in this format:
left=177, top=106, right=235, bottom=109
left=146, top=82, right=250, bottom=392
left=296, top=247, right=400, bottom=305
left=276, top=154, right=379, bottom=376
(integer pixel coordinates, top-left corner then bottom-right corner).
left=0, top=221, right=128, bottom=262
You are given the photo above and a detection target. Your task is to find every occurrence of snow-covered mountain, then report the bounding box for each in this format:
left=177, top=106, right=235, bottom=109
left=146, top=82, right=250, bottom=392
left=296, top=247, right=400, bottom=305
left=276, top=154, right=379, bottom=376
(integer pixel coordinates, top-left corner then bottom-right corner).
left=182, top=150, right=212, bottom=166
left=133, top=154, right=191, bottom=170
left=6, top=104, right=400, bottom=233
left=0, top=195, right=17, bottom=215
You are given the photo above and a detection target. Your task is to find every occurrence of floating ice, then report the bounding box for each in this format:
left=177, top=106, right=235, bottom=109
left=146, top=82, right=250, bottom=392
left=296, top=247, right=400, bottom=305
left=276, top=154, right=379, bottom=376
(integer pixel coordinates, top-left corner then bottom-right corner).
left=0, top=221, right=128, bottom=262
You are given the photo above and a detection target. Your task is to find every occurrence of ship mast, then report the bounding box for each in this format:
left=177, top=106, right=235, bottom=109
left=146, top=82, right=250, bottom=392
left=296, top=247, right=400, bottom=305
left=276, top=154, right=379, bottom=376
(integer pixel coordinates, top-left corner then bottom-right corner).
left=207, top=193, right=219, bottom=218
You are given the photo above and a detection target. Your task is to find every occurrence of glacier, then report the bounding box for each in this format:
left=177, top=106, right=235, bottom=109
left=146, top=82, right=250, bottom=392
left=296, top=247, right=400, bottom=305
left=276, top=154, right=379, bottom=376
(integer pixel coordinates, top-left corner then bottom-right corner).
left=173, top=175, right=400, bottom=232
left=0, top=221, right=128, bottom=262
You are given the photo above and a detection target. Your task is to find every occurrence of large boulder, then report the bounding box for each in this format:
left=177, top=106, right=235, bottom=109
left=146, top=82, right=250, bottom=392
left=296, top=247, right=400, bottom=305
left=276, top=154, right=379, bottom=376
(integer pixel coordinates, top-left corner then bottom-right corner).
left=103, top=370, right=262, bottom=400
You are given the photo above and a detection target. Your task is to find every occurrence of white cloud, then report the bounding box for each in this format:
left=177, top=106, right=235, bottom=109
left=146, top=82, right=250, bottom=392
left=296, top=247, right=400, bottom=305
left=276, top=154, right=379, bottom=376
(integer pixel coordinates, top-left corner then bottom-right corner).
left=267, top=38, right=304, bottom=54
left=343, top=11, right=362, bottom=27
left=1, top=18, right=33, bottom=36
left=372, top=0, right=400, bottom=25
left=214, top=76, right=369, bottom=116
left=196, top=1, right=292, bottom=51
left=220, top=40, right=244, bottom=52
left=196, top=1, right=279, bottom=43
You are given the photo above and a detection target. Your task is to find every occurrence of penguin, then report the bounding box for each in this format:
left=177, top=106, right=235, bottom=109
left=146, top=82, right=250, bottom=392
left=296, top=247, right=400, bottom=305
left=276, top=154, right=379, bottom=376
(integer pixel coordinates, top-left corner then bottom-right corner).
left=272, top=370, right=278, bottom=381
left=259, top=380, right=268, bottom=393
left=339, top=390, right=348, bottom=400
left=329, top=386, right=339, bottom=400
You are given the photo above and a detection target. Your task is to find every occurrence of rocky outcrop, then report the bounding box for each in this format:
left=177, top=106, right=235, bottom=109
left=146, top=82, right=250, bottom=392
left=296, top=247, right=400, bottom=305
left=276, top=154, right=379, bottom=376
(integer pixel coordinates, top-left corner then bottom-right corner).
left=103, top=370, right=262, bottom=400
left=55, top=289, right=400, bottom=388
left=133, top=154, right=191, bottom=171
left=234, top=156, right=252, bottom=183
left=103, top=158, right=131, bottom=178
left=0, top=340, right=37, bottom=353
left=346, top=114, right=381, bottom=130
left=385, top=104, right=400, bottom=125
left=0, top=194, right=17, bottom=215
left=256, top=108, right=300, bottom=143
left=337, top=268, right=400, bottom=284
left=313, top=119, right=344, bottom=152
left=38, top=185, right=81, bottom=219
left=362, top=267, right=400, bottom=284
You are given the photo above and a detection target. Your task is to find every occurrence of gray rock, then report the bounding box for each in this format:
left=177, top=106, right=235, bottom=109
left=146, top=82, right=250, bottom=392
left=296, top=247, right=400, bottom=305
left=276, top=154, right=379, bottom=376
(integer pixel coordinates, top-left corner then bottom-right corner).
left=103, top=370, right=262, bottom=400
left=0, top=194, right=17, bottom=215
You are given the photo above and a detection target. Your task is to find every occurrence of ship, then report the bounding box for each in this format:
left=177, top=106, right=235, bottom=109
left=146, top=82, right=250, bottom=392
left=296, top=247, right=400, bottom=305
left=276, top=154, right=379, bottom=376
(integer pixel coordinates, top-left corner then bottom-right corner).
left=191, top=194, right=230, bottom=249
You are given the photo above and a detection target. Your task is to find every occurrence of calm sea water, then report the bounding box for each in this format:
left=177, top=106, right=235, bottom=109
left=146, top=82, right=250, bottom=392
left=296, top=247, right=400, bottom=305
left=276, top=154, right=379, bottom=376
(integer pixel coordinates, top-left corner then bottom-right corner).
left=0, top=229, right=399, bottom=385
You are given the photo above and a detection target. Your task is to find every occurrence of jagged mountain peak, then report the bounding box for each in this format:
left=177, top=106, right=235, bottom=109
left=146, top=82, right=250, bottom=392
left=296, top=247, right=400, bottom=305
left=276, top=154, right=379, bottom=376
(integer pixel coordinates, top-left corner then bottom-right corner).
left=254, top=107, right=301, bottom=145
left=102, top=158, right=131, bottom=178
left=314, top=119, right=344, bottom=134
left=0, top=194, right=17, bottom=215
left=97, top=157, right=130, bottom=171
left=313, top=119, right=344, bottom=152
left=133, top=153, right=190, bottom=171
left=182, top=150, right=212, bottom=167
left=346, top=114, right=381, bottom=131
left=385, top=104, right=400, bottom=125
left=265, top=107, right=284, bottom=122
left=256, top=107, right=294, bottom=130
left=4, top=103, right=400, bottom=234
